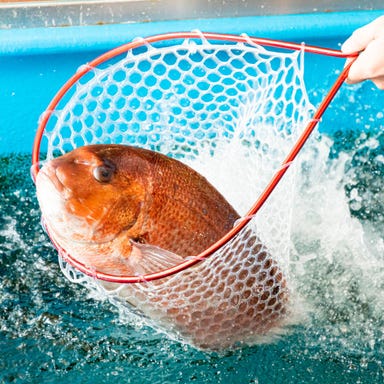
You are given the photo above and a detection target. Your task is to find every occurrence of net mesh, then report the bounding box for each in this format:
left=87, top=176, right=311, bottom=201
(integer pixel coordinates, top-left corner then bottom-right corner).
left=40, top=33, right=313, bottom=349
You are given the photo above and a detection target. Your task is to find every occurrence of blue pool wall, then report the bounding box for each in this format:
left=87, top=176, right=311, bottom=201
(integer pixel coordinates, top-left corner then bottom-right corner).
left=0, top=10, right=382, bottom=155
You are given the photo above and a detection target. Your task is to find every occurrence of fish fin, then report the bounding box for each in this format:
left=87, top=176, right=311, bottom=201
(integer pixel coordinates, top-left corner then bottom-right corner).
left=129, top=241, right=184, bottom=276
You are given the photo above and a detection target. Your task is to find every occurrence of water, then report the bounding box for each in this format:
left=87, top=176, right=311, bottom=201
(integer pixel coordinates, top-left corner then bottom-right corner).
left=1, top=82, right=384, bottom=382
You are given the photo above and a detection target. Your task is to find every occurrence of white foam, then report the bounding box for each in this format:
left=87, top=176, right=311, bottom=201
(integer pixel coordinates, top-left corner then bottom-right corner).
left=288, top=134, right=384, bottom=356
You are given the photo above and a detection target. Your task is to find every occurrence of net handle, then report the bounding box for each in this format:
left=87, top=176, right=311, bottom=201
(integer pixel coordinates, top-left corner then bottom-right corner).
left=31, top=31, right=358, bottom=283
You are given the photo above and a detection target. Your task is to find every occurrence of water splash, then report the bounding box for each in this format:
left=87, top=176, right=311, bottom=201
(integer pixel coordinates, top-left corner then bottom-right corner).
left=289, top=132, right=384, bottom=360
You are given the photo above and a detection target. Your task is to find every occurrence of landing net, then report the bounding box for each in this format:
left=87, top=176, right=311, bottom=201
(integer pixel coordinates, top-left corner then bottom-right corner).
left=32, top=31, right=356, bottom=349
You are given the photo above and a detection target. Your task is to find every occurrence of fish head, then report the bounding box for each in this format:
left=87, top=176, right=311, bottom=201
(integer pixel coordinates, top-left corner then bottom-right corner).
left=35, top=145, right=147, bottom=245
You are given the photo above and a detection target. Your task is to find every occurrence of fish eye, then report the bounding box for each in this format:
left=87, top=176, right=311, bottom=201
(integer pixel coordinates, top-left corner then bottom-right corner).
left=93, top=162, right=115, bottom=183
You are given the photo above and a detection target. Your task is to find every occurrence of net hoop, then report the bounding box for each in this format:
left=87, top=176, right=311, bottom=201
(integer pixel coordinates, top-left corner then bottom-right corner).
left=32, top=31, right=358, bottom=284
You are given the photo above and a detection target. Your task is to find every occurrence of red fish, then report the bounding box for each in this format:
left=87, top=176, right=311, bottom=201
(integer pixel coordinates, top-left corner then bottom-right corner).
left=36, top=144, right=239, bottom=275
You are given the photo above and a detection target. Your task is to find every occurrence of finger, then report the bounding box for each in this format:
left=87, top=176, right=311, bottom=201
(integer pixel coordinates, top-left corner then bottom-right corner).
left=346, top=37, right=384, bottom=83
left=372, top=77, right=384, bottom=90
left=343, top=56, right=353, bottom=68
left=341, top=15, right=384, bottom=53
left=342, top=25, right=376, bottom=54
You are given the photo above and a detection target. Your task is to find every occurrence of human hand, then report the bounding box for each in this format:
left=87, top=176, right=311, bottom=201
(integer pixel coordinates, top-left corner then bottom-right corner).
left=341, top=16, right=384, bottom=89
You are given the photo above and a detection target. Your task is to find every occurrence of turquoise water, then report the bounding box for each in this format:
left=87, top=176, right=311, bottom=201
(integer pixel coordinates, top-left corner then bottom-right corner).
left=1, top=79, right=384, bottom=382
left=1, top=14, right=384, bottom=380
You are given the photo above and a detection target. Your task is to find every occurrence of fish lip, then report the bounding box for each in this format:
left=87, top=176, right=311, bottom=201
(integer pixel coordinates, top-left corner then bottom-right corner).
left=39, top=163, right=72, bottom=200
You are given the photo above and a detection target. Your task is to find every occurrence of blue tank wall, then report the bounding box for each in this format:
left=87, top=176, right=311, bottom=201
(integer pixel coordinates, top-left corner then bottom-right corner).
left=0, top=11, right=382, bottom=154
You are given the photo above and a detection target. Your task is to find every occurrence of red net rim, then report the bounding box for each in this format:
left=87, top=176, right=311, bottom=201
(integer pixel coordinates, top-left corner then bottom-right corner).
left=31, top=31, right=358, bottom=283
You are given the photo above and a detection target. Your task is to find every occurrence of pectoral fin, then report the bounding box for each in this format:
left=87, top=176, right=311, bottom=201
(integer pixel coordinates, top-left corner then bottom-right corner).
left=129, top=240, right=184, bottom=276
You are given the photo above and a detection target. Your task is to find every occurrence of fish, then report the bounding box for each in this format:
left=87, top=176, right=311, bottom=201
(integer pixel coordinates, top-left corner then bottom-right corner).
left=35, top=144, right=289, bottom=349
left=35, top=144, right=240, bottom=275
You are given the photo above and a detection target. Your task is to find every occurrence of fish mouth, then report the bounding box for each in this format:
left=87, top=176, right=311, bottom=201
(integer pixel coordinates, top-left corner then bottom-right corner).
left=38, top=163, right=73, bottom=200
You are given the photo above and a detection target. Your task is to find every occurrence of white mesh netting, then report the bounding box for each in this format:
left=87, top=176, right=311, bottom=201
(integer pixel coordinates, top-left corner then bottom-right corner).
left=41, top=33, right=314, bottom=349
